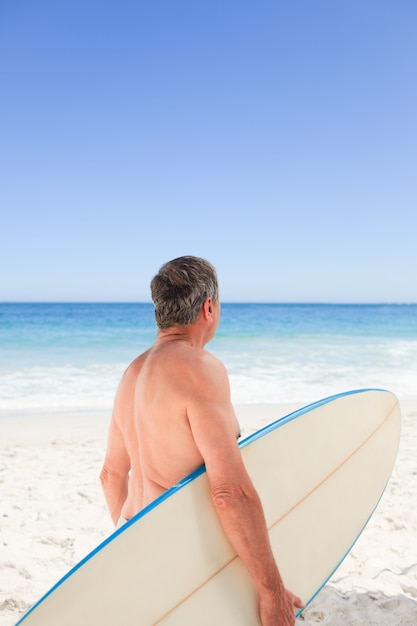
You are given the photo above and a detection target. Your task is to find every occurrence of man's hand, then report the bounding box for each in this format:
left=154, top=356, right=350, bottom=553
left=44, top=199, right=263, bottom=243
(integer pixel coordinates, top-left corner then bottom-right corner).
left=259, top=587, right=305, bottom=625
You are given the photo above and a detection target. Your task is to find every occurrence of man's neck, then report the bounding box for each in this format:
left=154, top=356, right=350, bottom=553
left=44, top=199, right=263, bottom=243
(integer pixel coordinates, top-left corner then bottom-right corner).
left=156, top=323, right=207, bottom=349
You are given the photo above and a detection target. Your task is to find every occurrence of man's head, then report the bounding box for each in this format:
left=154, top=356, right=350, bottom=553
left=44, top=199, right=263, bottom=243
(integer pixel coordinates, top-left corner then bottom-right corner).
left=151, top=256, right=219, bottom=330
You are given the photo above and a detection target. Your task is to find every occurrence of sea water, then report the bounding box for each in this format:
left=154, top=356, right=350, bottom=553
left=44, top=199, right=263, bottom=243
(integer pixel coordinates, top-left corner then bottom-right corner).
left=0, top=303, right=416, bottom=414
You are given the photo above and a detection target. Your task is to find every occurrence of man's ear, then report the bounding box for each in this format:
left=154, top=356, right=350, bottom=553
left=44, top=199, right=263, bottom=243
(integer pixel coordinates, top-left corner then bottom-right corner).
left=203, top=298, right=212, bottom=319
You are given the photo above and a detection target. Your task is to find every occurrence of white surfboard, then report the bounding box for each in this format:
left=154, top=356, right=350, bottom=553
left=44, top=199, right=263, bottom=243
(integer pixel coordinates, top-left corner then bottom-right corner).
left=15, top=389, right=400, bottom=625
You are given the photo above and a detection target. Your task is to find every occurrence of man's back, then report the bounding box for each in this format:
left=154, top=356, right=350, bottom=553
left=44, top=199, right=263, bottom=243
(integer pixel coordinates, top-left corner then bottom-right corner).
left=112, top=335, right=240, bottom=519
left=134, top=339, right=223, bottom=505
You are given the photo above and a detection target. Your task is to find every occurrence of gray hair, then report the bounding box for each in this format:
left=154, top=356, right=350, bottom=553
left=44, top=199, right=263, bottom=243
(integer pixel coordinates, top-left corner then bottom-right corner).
left=150, top=256, right=219, bottom=329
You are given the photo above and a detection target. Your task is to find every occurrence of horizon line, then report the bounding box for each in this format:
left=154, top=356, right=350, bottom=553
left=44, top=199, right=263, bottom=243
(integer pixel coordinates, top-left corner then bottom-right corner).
left=1, top=301, right=416, bottom=306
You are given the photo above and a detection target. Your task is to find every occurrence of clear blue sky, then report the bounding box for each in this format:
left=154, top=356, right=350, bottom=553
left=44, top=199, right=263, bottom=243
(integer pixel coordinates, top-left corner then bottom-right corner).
left=1, top=1, right=416, bottom=302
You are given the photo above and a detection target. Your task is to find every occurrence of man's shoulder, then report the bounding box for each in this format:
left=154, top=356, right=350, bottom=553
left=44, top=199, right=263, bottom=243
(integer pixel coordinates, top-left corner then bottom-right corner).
left=185, top=347, right=228, bottom=384
left=120, top=350, right=151, bottom=385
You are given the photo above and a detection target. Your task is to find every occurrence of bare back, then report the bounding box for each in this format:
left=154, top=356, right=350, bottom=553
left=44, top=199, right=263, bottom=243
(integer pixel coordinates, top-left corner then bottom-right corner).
left=110, top=336, right=240, bottom=521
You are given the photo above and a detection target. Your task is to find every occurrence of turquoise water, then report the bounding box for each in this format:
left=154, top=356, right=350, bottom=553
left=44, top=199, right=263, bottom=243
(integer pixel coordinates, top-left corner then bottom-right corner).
left=0, top=303, right=416, bottom=412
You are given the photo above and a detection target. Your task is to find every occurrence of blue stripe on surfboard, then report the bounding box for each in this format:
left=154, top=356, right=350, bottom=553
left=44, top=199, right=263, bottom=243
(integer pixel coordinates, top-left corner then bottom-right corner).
left=14, top=387, right=391, bottom=625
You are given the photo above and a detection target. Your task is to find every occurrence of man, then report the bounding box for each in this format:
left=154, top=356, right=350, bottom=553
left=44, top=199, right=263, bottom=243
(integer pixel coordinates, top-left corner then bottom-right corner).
left=100, top=256, right=304, bottom=625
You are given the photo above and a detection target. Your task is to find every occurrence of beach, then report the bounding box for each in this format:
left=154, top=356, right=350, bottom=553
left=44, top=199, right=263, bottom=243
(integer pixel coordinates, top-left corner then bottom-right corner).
left=1, top=399, right=416, bottom=625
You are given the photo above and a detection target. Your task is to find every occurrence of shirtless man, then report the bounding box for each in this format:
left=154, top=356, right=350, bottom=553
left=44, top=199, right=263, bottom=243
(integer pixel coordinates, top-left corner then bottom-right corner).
left=100, top=256, right=303, bottom=625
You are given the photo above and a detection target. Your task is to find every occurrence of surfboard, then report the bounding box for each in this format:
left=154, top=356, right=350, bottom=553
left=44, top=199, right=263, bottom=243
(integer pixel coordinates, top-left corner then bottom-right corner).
left=15, top=388, right=400, bottom=625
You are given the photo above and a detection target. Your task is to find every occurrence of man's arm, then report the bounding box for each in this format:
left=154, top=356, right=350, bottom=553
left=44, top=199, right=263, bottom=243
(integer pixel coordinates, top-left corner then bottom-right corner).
left=100, top=414, right=130, bottom=526
left=186, top=354, right=303, bottom=626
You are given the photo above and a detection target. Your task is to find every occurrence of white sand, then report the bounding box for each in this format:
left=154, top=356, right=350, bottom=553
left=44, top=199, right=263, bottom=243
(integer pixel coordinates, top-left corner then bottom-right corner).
left=0, top=399, right=416, bottom=625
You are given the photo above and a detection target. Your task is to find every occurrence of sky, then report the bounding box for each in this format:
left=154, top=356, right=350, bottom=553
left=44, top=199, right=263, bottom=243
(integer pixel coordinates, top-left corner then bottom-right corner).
left=1, top=1, right=416, bottom=303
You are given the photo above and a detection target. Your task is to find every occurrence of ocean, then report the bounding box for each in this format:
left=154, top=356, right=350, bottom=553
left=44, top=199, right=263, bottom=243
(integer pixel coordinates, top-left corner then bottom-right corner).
left=0, top=303, right=416, bottom=414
